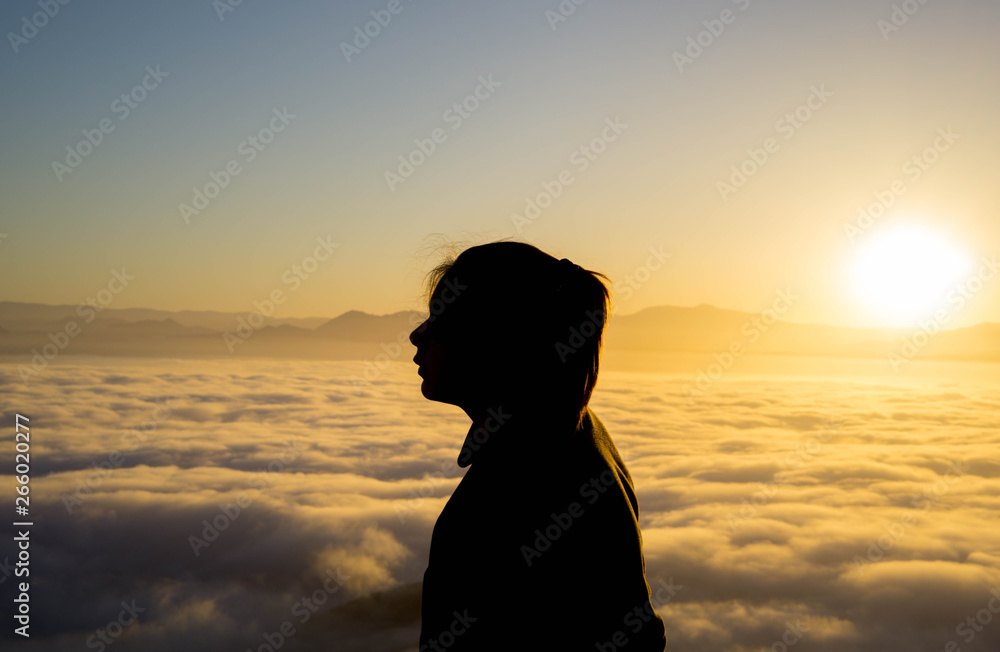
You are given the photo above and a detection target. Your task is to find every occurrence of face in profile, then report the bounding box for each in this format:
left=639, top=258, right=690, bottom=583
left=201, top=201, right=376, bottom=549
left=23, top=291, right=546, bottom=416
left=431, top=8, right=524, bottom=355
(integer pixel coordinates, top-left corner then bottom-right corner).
left=408, top=282, right=481, bottom=409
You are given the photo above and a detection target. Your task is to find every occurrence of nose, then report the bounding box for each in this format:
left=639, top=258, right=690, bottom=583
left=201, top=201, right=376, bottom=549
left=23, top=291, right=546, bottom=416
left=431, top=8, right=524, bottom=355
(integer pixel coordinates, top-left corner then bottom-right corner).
left=409, top=321, right=426, bottom=348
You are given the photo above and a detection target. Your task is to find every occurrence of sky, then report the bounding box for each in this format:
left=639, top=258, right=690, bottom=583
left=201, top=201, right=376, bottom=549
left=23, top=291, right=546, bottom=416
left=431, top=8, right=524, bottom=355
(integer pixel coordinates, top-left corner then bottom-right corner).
left=1, top=0, right=999, bottom=329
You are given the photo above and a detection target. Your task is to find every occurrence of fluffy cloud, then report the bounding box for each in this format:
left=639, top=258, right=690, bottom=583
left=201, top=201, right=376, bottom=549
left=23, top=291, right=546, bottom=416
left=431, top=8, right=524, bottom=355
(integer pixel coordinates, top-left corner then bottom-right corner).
left=1, top=359, right=998, bottom=651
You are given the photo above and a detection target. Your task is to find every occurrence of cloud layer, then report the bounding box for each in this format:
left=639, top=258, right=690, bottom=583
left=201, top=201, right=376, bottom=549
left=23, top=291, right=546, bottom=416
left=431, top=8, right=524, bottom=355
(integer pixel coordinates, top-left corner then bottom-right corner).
left=1, top=358, right=998, bottom=651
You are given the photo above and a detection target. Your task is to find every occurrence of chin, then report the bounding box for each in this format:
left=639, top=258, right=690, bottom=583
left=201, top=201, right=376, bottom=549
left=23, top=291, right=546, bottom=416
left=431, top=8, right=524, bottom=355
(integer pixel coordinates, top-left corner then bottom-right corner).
left=418, top=378, right=460, bottom=407
left=418, top=375, right=440, bottom=399
left=419, top=380, right=434, bottom=399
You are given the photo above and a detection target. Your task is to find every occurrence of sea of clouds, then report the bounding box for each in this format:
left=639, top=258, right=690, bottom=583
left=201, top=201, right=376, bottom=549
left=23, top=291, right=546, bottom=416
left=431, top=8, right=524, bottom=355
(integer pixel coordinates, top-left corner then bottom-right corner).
left=1, top=357, right=999, bottom=652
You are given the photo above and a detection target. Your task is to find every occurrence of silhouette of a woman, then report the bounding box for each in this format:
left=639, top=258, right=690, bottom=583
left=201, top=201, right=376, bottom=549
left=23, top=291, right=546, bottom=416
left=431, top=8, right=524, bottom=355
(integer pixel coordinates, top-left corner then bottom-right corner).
left=409, top=241, right=667, bottom=651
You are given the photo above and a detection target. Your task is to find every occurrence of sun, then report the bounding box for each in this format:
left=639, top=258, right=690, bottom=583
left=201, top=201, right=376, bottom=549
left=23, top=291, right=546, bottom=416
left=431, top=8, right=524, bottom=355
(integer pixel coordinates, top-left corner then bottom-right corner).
left=848, top=223, right=974, bottom=327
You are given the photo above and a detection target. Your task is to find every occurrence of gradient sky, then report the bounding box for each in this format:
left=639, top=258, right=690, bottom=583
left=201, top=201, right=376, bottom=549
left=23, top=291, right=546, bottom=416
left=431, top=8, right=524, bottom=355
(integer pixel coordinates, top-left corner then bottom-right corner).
left=1, top=0, right=998, bottom=328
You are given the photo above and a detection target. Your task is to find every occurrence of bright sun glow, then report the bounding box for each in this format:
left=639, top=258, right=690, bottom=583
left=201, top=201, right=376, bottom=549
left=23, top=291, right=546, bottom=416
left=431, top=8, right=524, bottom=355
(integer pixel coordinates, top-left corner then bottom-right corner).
left=849, top=224, right=974, bottom=327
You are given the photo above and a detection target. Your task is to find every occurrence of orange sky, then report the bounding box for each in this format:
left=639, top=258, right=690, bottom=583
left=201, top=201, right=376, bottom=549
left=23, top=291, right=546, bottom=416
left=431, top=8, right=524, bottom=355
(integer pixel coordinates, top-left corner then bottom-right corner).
left=1, top=0, right=998, bottom=330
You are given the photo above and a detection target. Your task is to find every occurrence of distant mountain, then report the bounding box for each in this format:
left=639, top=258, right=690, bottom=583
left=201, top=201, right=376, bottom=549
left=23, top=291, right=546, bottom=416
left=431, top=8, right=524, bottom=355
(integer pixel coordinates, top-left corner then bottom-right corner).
left=100, top=318, right=215, bottom=335
left=314, top=309, right=419, bottom=342
left=0, top=301, right=997, bottom=364
left=0, top=301, right=329, bottom=332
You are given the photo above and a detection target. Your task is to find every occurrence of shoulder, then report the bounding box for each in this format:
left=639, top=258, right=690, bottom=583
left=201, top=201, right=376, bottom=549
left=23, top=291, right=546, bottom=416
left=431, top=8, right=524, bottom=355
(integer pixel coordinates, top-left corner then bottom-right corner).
left=577, top=407, right=641, bottom=519
left=583, top=407, right=636, bottom=487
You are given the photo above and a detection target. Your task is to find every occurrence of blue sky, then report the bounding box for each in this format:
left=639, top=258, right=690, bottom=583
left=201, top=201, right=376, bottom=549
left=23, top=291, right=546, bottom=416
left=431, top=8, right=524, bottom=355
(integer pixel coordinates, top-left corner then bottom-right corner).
left=1, top=0, right=998, bottom=328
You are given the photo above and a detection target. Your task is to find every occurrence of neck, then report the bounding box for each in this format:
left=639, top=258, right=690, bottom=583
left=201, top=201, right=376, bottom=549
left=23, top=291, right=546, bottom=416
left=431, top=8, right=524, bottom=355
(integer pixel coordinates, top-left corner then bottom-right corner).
left=463, top=400, right=581, bottom=437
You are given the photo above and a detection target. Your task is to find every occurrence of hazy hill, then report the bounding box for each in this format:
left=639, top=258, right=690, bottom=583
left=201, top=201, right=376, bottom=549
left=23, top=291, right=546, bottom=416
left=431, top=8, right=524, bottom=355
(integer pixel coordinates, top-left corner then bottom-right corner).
left=0, top=301, right=328, bottom=332
left=314, top=310, right=419, bottom=342
left=0, top=301, right=997, bottom=364
left=608, top=304, right=1000, bottom=361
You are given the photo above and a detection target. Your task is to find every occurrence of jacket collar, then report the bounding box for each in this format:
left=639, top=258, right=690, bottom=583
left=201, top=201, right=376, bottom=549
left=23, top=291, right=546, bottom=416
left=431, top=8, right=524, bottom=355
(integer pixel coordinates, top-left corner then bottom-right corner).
left=456, top=405, right=586, bottom=468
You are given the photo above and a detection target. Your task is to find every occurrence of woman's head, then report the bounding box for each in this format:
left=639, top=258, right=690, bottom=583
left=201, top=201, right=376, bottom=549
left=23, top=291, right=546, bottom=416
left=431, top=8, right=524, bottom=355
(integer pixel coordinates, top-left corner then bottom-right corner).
left=409, top=240, right=612, bottom=429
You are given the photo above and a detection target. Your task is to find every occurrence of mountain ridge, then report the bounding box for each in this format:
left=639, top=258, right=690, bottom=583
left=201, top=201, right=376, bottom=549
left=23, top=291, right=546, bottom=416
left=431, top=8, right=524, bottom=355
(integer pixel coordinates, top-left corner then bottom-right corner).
left=0, top=301, right=996, bottom=363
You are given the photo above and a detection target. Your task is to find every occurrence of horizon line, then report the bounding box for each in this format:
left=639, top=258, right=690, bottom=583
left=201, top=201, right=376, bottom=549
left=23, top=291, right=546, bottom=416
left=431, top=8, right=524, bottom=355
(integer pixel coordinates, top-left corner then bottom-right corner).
left=0, top=299, right=996, bottom=333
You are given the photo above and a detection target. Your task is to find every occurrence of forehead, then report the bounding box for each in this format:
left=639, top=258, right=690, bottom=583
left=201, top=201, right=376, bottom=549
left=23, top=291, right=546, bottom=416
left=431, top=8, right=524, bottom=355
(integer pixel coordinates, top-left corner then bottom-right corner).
left=426, top=272, right=473, bottom=325
left=429, top=269, right=466, bottom=301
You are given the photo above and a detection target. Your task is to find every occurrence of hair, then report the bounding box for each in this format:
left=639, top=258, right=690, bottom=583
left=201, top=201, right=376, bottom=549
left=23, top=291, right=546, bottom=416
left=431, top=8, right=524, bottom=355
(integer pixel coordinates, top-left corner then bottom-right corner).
left=420, top=239, right=612, bottom=430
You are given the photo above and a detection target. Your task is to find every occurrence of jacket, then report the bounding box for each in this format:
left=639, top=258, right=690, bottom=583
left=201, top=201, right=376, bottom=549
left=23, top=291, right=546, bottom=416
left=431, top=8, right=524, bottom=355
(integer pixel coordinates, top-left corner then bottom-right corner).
left=419, top=405, right=667, bottom=651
